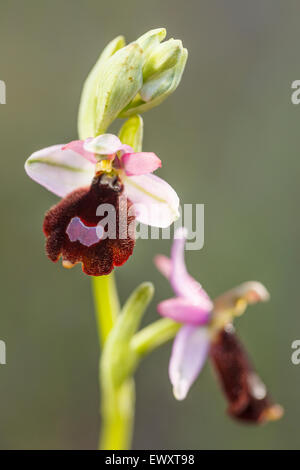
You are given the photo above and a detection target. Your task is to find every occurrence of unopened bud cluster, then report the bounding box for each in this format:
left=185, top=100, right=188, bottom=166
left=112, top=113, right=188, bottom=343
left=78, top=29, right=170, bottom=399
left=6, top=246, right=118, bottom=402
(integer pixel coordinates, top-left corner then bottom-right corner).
left=78, top=28, right=187, bottom=139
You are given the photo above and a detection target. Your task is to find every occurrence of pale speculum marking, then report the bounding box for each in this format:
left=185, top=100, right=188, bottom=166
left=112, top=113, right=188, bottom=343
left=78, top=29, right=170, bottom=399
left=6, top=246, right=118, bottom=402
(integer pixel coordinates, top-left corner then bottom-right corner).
left=66, top=217, right=104, bottom=247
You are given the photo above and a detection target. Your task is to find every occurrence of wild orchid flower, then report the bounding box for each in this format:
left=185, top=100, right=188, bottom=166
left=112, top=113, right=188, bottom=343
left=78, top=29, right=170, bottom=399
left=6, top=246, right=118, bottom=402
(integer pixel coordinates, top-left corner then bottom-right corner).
left=155, top=228, right=283, bottom=424
left=25, top=133, right=179, bottom=275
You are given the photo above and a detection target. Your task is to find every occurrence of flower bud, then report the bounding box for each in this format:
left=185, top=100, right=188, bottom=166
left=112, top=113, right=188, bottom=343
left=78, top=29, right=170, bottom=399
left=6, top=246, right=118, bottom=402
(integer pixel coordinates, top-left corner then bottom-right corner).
left=136, top=28, right=166, bottom=58
left=142, top=39, right=183, bottom=80
left=78, top=40, right=143, bottom=138
left=120, top=46, right=187, bottom=117
left=78, top=28, right=187, bottom=136
left=95, top=43, right=143, bottom=135
left=78, top=35, right=125, bottom=140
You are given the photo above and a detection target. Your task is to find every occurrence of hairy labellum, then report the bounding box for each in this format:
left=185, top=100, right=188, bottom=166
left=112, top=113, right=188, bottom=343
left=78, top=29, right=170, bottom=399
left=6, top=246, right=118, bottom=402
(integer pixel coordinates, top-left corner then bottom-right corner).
left=210, top=326, right=282, bottom=423
left=43, top=173, right=135, bottom=276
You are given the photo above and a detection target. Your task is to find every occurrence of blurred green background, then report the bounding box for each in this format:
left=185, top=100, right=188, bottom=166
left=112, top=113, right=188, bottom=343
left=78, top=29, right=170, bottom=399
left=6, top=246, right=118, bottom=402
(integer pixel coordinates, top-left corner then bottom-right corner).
left=0, top=0, right=299, bottom=450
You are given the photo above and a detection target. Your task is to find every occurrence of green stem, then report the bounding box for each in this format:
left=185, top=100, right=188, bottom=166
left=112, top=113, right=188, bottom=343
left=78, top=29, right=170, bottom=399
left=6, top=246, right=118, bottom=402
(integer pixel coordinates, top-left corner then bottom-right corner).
left=99, top=378, right=135, bottom=450
left=92, top=273, right=136, bottom=450
left=92, top=275, right=181, bottom=450
left=92, top=273, right=120, bottom=346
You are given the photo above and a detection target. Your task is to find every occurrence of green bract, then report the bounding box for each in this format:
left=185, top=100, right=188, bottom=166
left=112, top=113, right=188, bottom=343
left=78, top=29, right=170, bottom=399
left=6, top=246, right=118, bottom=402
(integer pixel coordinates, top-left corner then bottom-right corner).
left=118, top=114, right=143, bottom=152
left=101, top=282, right=154, bottom=388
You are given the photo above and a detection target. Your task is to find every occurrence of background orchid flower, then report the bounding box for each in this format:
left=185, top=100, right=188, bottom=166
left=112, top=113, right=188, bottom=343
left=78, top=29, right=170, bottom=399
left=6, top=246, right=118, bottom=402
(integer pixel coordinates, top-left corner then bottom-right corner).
left=155, top=228, right=283, bottom=424
left=25, top=132, right=179, bottom=275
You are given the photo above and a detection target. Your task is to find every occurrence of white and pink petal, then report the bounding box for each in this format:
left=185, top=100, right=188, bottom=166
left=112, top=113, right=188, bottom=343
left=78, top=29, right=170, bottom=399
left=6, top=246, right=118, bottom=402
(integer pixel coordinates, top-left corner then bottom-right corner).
left=84, top=133, right=132, bottom=157
left=62, top=139, right=97, bottom=163
left=169, top=325, right=210, bottom=400
left=25, top=144, right=95, bottom=197
left=123, top=173, right=180, bottom=228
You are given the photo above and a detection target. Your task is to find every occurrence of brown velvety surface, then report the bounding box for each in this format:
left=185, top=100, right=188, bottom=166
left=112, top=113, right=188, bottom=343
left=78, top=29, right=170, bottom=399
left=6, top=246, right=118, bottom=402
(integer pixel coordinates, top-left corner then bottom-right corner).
left=210, top=326, right=273, bottom=423
left=43, top=174, right=135, bottom=275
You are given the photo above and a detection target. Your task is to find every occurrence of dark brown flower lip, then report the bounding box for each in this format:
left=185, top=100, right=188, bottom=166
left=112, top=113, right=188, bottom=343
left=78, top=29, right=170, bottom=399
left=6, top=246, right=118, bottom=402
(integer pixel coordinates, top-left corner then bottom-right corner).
left=43, top=173, right=135, bottom=276
left=210, top=325, right=283, bottom=424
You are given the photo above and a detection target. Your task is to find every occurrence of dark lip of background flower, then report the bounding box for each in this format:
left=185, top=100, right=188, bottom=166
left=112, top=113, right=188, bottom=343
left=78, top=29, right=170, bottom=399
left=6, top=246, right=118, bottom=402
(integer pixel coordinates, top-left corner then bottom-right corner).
left=210, top=325, right=283, bottom=424
left=43, top=173, right=135, bottom=276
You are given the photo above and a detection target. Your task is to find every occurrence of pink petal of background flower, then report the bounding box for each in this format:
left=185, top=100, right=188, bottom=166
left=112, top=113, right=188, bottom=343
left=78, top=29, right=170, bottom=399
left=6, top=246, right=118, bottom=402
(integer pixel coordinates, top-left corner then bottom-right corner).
left=157, top=297, right=211, bottom=325
left=169, top=325, right=210, bottom=400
